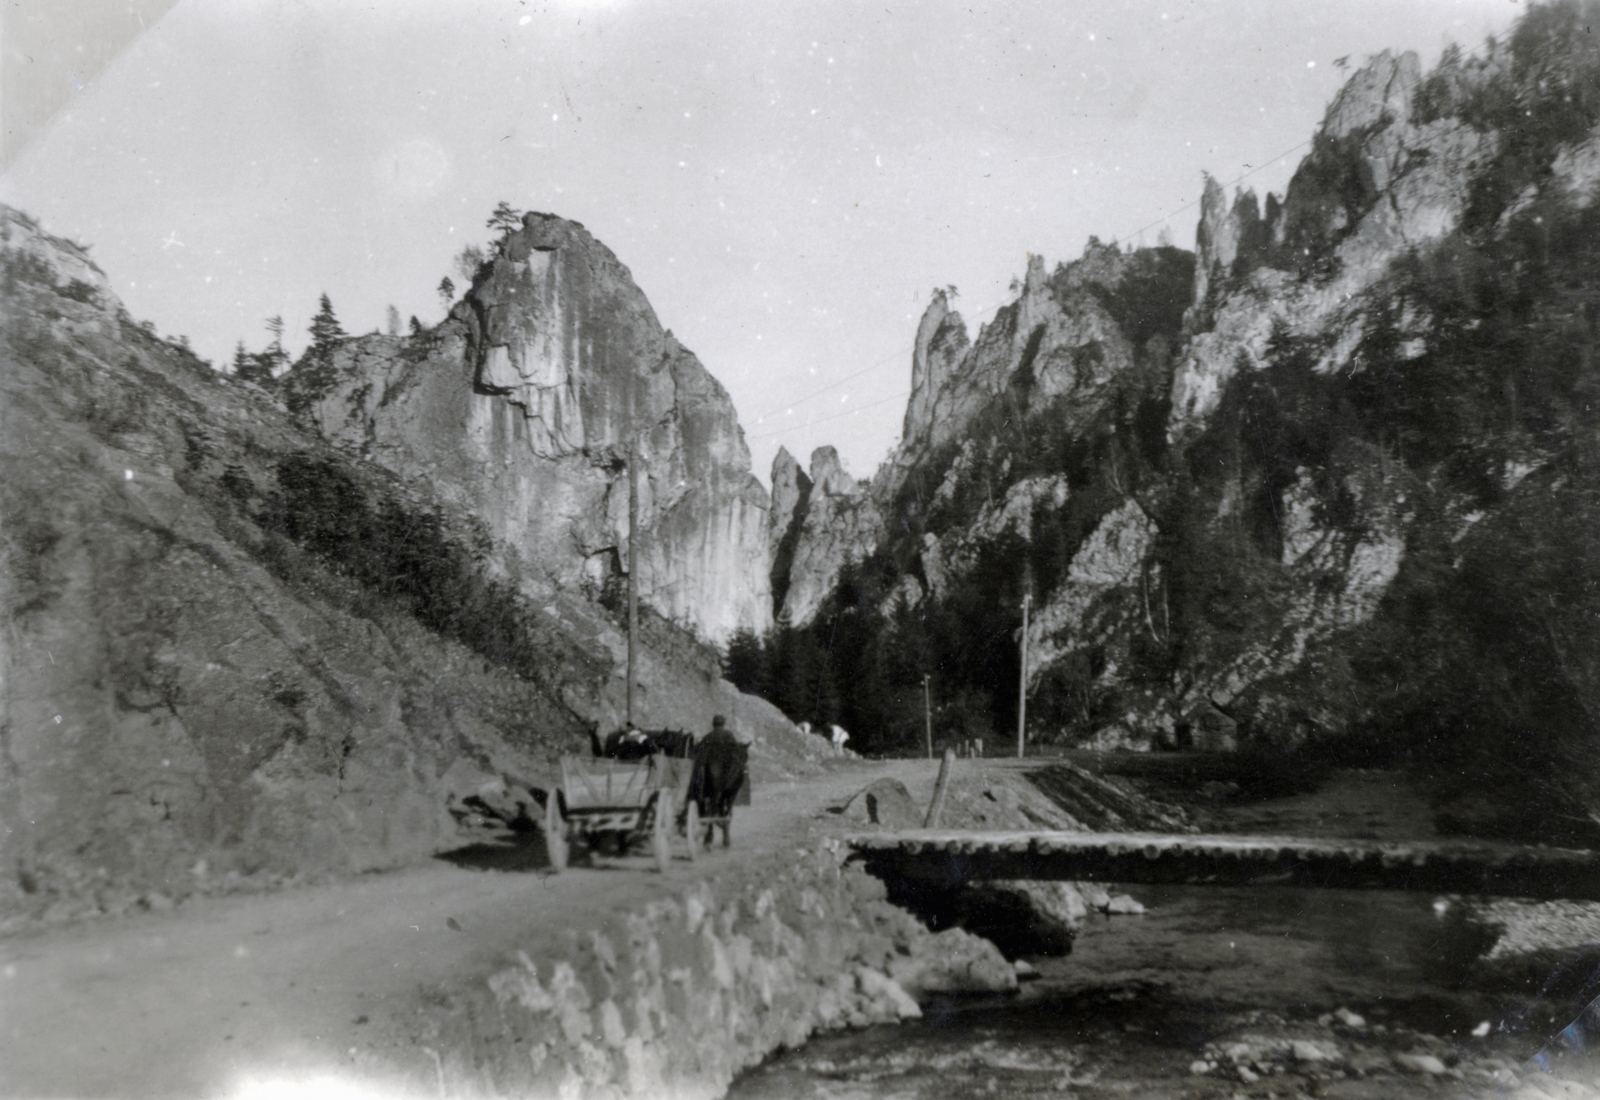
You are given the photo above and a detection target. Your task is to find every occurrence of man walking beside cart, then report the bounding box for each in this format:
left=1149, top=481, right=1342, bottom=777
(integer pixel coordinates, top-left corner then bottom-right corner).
left=690, top=715, right=748, bottom=848
left=544, top=713, right=749, bottom=873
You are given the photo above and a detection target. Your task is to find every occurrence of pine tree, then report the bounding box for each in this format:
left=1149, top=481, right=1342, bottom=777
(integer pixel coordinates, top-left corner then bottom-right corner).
left=454, top=244, right=487, bottom=283
left=308, top=293, right=344, bottom=351
left=233, top=341, right=248, bottom=374
left=487, top=201, right=524, bottom=237
left=437, top=277, right=455, bottom=312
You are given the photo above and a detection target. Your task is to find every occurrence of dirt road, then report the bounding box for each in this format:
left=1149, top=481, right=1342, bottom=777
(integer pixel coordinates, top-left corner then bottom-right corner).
left=1, top=758, right=929, bottom=1099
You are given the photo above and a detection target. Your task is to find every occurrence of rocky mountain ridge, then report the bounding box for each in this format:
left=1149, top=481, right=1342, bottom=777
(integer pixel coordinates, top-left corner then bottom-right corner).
left=761, top=5, right=1600, bottom=841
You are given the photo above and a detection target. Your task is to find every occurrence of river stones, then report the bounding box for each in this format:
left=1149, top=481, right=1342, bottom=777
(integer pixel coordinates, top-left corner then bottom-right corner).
left=1394, top=1051, right=1447, bottom=1075
left=1104, top=893, right=1145, bottom=915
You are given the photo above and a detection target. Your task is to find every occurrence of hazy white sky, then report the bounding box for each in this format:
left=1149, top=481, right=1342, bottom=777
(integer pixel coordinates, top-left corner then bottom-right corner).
left=3, top=0, right=1520, bottom=482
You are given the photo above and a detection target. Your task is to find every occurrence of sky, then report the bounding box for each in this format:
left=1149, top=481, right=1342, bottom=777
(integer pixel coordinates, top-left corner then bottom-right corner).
left=2, top=0, right=1523, bottom=484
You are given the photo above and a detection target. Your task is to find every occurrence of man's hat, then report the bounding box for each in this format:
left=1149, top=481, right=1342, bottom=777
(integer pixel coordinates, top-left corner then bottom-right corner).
left=712, top=714, right=726, bottom=728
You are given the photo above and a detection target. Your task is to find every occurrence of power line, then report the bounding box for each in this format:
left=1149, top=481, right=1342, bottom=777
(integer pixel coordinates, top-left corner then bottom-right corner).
left=746, top=388, right=911, bottom=441
left=749, top=344, right=909, bottom=419
left=751, top=37, right=1493, bottom=446
left=1116, top=136, right=1313, bottom=248
left=745, top=290, right=1017, bottom=424
left=1117, top=32, right=1499, bottom=245
left=746, top=133, right=1310, bottom=426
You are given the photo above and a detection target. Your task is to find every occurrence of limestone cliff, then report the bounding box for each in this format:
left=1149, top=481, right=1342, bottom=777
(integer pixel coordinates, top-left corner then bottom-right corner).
left=281, top=212, right=772, bottom=646
left=0, top=206, right=818, bottom=924
left=766, top=10, right=1600, bottom=840
left=1172, top=49, right=1496, bottom=439
left=770, top=446, right=883, bottom=626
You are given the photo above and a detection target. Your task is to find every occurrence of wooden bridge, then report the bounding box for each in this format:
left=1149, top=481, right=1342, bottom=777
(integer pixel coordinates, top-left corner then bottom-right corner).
left=847, top=830, right=1600, bottom=901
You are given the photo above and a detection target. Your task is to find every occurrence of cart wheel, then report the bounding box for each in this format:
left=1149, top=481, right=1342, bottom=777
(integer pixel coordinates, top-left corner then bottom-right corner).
left=652, top=792, right=672, bottom=873
left=544, top=790, right=568, bottom=873
left=684, top=801, right=700, bottom=862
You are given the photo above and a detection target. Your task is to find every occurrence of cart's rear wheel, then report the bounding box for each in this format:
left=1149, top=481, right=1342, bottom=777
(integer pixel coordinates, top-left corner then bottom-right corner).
left=544, top=790, right=568, bottom=873
left=651, top=792, right=672, bottom=873
left=684, top=801, right=700, bottom=862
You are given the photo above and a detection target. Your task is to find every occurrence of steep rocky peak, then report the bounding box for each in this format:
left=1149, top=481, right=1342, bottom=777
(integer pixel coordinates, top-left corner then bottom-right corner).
left=1189, top=176, right=1269, bottom=331
left=1321, top=50, right=1422, bottom=140
left=1171, top=45, right=1505, bottom=438
left=1186, top=50, right=1428, bottom=329
left=770, top=445, right=807, bottom=498
left=768, top=446, right=810, bottom=547
left=280, top=206, right=772, bottom=644
left=902, top=288, right=970, bottom=453
left=771, top=443, right=883, bottom=626
left=1014, top=252, right=1051, bottom=333
left=1048, top=236, right=1126, bottom=292
left=808, top=445, right=864, bottom=498
left=460, top=210, right=670, bottom=460
left=0, top=209, right=113, bottom=305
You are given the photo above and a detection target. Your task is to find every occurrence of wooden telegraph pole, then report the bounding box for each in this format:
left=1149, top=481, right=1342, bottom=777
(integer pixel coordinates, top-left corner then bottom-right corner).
left=627, top=440, right=639, bottom=728
left=923, top=674, right=933, bottom=759
left=1017, top=593, right=1030, bottom=758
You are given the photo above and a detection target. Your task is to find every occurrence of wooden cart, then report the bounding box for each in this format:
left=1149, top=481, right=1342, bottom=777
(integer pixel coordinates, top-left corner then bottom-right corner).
left=544, top=754, right=700, bottom=873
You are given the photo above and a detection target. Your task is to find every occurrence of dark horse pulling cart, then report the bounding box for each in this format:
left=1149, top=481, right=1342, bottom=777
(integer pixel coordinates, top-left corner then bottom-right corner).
left=544, top=728, right=749, bottom=873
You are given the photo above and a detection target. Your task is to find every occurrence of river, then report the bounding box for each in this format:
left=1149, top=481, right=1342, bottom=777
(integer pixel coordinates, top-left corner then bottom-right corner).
left=726, top=767, right=1599, bottom=1099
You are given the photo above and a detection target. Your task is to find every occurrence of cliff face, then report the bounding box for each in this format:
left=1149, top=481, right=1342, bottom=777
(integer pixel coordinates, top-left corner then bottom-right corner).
left=768, top=244, right=1184, bottom=635
left=0, top=206, right=815, bottom=924
left=1172, top=50, right=1496, bottom=439
left=767, top=12, right=1600, bottom=840
left=769, top=446, right=883, bottom=626
left=282, top=213, right=772, bottom=645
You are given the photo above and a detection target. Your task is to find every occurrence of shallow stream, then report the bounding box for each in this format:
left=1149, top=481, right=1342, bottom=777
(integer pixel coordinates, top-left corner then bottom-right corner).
left=727, top=767, right=1594, bottom=1099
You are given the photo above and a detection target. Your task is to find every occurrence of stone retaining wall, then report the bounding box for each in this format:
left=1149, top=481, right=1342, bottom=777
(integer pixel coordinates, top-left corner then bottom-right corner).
left=412, top=840, right=1015, bottom=1099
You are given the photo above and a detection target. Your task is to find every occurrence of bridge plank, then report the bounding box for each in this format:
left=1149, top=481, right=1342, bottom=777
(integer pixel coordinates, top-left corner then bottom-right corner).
left=846, top=831, right=1600, bottom=900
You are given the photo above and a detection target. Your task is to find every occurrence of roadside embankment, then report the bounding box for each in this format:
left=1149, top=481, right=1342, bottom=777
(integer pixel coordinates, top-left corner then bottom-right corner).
left=408, top=838, right=1015, bottom=1099
left=403, top=759, right=1180, bottom=1097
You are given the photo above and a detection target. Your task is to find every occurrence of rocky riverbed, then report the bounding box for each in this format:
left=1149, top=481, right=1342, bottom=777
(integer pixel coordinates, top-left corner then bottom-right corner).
left=729, top=766, right=1600, bottom=1100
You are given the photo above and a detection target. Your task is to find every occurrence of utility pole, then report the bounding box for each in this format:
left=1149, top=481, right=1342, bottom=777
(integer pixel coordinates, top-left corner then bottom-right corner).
left=1017, top=593, right=1030, bottom=758
left=627, top=440, right=639, bottom=728
left=924, top=748, right=955, bottom=827
left=923, top=674, right=933, bottom=760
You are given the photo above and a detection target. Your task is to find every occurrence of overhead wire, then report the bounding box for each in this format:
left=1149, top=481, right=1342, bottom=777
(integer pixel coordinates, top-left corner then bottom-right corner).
left=745, top=135, right=1304, bottom=444
left=747, top=37, right=1489, bottom=446
left=748, top=389, right=912, bottom=442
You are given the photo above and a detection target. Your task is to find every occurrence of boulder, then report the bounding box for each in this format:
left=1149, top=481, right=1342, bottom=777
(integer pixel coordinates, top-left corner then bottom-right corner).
left=947, top=881, right=1087, bottom=959
left=887, top=927, right=1018, bottom=997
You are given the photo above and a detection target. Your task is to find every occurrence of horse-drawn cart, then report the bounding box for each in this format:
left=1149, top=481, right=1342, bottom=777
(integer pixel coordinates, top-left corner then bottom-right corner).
left=544, top=754, right=701, bottom=873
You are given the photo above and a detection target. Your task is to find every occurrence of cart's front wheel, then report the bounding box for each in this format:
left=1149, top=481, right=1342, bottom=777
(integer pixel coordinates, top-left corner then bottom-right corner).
left=544, top=790, right=568, bottom=873
left=652, top=792, right=672, bottom=874
left=684, top=800, right=700, bottom=862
